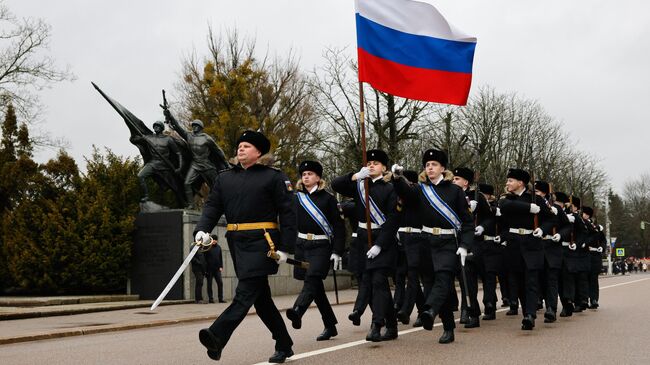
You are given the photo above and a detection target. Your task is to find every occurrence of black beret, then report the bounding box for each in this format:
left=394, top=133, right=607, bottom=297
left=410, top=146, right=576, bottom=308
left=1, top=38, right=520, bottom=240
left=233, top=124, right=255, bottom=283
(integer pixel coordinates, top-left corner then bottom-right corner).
left=403, top=170, right=419, bottom=184
left=479, top=183, right=495, bottom=195
left=366, top=149, right=389, bottom=166
left=507, top=168, right=530, bottom=185
left=153, top=121, right=164, bottom=128
left=582, top=206, right=594, bottom=217
left=534, top=181, right=550, bottom=195
left=298, top=160, right=323, bottom=177
left=554, top=191, right=569, bottom=203
left=236, top=130, right=271, bottom=155
left=422, top=149, right=448, bottom=168
left=453, top=167, right=474, bottom=184
left=571, top=196, right=581, bottom=208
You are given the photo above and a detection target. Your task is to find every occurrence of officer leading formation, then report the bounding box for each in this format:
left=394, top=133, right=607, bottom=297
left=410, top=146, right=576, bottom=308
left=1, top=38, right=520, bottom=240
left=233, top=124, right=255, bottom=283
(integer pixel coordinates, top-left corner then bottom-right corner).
left=191, top=130, right=606, bottom=363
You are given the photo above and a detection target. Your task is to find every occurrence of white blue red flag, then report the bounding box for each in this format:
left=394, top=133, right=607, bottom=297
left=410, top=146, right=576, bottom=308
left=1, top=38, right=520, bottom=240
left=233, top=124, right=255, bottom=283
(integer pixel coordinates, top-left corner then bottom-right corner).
left=355, top=0, right=477, bottom=105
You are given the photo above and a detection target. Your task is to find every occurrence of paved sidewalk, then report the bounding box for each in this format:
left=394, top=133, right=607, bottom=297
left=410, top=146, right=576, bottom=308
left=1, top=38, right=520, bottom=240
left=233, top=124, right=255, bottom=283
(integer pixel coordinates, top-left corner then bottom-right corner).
left=0, top=289, right=356, bottom=346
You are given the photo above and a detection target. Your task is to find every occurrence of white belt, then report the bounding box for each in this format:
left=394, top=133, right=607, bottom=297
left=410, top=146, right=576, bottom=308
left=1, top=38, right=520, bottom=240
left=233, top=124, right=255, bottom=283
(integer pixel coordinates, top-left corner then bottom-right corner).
left=562, top=242, right=570, bottom=247
left=509, top=228, right=534, bottom=235
left=358, top=222, right=381, bottom=230
left=542, top=235, right=554, bottom=240
left=589, top=247, right=599, bottom=252
left=398, top=227, right=422, bottom=233
left=351, top=233, right=358, bottom=238
left=483, top=235, right=497, bottom=241
left=298, top=232, right=329, bottom=241
left=422, top=226, right=455, bottom=235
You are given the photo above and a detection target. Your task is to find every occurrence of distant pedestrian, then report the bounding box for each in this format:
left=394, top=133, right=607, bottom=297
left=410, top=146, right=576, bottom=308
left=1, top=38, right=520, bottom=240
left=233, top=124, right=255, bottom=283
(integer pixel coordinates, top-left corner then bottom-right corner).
left=205, top=243, right=226, bottom=303
left=191, top=243, right=207, bottom=303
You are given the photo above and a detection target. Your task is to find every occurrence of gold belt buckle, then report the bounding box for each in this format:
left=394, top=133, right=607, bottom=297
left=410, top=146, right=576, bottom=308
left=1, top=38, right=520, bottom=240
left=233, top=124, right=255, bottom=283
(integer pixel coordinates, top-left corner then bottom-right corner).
left=405, top=227, right=412, bottom=233
left=307, top=233, right=314, bottom=240
left=432, top=227, right=441, bottom=235
left=233, top=224, right=239, bottom=231
left=518, top=228, right=526, bottom=235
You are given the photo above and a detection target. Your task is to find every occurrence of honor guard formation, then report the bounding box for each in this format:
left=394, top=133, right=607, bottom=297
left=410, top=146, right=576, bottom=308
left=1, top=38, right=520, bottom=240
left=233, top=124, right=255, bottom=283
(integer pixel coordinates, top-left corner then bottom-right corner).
left=193, top=130, right=607, bottom=363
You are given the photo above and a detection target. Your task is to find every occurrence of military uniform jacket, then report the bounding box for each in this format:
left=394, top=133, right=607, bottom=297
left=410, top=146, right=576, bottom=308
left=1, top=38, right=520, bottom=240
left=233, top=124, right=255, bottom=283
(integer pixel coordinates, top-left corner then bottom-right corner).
left=540, top=198, right=564, bottom=269
left=331, top=173, right=399, bottom=273
left=465, top=188, right=493, bottom=256
left=498, top=189, right=554, bottom=271
left=293, top=184, right=345, bottom=280
left=397, top=198, right=426, bottom=268
left=393, top=174, right=473, bottom=273
left=195, top=163, right=296, bottom=280
left=481, top=199, right=504, bottom=272
left=586, top=219, right=604, bottom=274
left=569, top=212, right=592, bottom=272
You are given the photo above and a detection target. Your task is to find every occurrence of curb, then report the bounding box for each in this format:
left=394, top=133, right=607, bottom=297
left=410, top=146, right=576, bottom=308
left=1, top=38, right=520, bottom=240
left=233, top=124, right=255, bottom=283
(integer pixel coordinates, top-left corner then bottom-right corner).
left=0, top=300, right=355, bottom=346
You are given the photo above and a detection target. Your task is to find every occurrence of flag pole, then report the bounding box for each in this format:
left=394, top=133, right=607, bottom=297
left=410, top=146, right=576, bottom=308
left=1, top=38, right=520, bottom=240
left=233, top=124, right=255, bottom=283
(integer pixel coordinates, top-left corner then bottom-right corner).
left=359, top=82, right=373, bottom=249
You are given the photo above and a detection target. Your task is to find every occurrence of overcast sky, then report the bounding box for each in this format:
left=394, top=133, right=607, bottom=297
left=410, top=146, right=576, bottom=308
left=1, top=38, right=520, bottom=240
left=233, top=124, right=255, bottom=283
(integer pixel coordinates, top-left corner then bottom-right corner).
left=6, top=0, right=650, bottom=194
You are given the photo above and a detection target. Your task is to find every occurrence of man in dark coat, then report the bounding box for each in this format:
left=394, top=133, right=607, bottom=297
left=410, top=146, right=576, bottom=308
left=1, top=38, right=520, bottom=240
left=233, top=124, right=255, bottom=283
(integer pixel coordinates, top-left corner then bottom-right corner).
left=204, top=243, right=225, bottom=303
left=555, top=192, right=580, bottom=317
left=286, top=160, right=345, bottom=341
left=192, top=243, right=207, bottom=303
left=332, top=149, right=400, bottom=342
left=476, top=183, right=503, bottom=320
left=195, top=130, right=296, bottom=363
left=569, top=198, right=592, bottom=313
left=498, top=169, right=554, bottom=330
left=392, top=149, right=473, bottom=344
left=583, top=207, right=604, bottom=309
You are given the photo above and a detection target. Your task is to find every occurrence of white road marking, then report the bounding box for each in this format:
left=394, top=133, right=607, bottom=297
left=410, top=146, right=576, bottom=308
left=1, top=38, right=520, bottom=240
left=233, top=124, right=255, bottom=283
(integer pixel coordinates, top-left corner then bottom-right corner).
left=253, top=275, right=650, bottom=364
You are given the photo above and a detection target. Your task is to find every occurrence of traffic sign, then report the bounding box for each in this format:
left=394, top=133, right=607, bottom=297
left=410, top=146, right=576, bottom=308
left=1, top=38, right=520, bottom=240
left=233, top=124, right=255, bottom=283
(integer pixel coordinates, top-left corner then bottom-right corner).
left=615, top=248, right=625, bottom=257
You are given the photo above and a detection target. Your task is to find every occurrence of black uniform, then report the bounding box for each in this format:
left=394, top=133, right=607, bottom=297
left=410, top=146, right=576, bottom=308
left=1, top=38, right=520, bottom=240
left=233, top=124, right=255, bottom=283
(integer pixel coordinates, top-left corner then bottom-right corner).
left=393, top=174, right=473, bottom=332
left=290, top=183, right=345, bottom=330
left=195, top=162, right=296, bottom=356
left=498, top=189, right=554, bottom=320
left=204, top=244, right=224, bottom=303
left=191, top=244, right=207, bottom=302
left=331, top=173, right=399, bottom=332
left=538, top=198, right=565, bottom=319
left=587, top=221, right=604, bottom=307
left=477, top=197, right=502, bottom=317
left=572, top=213, right=592, bottom=310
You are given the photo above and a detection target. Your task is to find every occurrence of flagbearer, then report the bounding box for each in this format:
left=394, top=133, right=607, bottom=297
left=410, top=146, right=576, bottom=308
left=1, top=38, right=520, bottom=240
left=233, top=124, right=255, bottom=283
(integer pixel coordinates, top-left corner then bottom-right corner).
left=195, top=130, right=296, bottom=363
left=332, top=149, right=400, bottom=342
left=286, top=160, right=345, bottom=341
left=392, top=149, right=473, bottom=344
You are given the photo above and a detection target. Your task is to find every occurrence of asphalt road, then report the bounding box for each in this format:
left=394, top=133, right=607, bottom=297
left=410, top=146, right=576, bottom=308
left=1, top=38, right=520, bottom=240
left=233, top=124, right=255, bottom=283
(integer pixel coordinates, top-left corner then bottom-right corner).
left=1, top=274, right=648, bottom=365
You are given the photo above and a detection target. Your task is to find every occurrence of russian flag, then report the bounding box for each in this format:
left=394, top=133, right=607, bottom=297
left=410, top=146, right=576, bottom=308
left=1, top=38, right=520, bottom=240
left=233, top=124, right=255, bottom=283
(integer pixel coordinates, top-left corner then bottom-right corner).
left=355, top=0, right=477, bottom=106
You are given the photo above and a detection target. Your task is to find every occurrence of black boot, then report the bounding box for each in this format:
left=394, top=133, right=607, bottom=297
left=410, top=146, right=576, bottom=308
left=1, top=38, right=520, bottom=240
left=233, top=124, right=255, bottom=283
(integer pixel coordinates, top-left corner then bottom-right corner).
left=413, top=315, right=423, bottom=328
left=199, top=328, right=224, bottom=361
left=397, top=310, right=410, bottom=325
left=268, top=350, right=294, bottom=363
left=420, top=309, right=435, bottom=331
left=589, top=300, right=599, bottom=309
left=544, top=308, right=557, bottom=323
left=464, top=316, right=480, bottom=328
left=286, top=307, right=302, bottom=329
left=438, top=330, right=455, bottom=344
left=380, top=326, right=398, bottom=341
left=366, top=323, right=382, bottom=342
left=501, top=298, right=510, bottom=308
left=483, top=304, right=496, bottom=320
left=316, top=326, right=338, bottom=341
left=521, top=315, right=535, bottom=330
left=459, top=309, right=469, bottom=324
left=506, top=307, right=518, bottom=316
left=348, top=310, right=361, bottom=326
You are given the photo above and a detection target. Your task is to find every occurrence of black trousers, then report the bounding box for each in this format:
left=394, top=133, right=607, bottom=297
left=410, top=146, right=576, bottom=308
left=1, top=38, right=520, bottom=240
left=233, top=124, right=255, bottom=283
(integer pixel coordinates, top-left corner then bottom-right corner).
left=353, top=271, right=372, bottom=315
left=482, top=271, right=498, bottom=312
left=209, top=276, right=292, bottom=352
left=458, top=258, right=481, bottom=317
left=508, top=269, right=540, bottom=317
left=498, top=270, right=509, bottom=304
left=399, top=266, right=430, bottom=317
left=393, top=249, right=408, bottom=310
left=358, top=268, right=396, bottom=327
left=293, top=276, right=338, bottom=328
left=541, top=264, right=560, bottom=312
left=206, top=268, right=224, bottom=301
left=559, top=263, right=575, bottom=306
left=575, top=271, right=589, bottom=306
left=588, top=271, right=600, bottom=303
left=193, top=267, right=205, bottom=301
left=425, top=270, right=457, bottom=331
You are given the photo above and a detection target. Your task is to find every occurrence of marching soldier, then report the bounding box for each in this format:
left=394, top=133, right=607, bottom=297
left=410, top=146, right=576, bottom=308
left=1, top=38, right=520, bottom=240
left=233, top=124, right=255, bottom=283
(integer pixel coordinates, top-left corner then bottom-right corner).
left=332, top=149, right=400, bottom=342
left=498, top=169, right=554, bottom=330
left=582, top=206, right=604, bottom=309
left=392, top=149, right=473, bottom=344
left=534, top=181, right=564, bottom=323
left=569, top=198, right=591, bottom=312
left=554, top=192, right=579, bottom=317
left=452, top=167, right=490, bottom=328
left=195, top=130, right=296, bottom=363
left=476, top=183, right=503, bottom=320
left=286, top=160, right=345, bottom=341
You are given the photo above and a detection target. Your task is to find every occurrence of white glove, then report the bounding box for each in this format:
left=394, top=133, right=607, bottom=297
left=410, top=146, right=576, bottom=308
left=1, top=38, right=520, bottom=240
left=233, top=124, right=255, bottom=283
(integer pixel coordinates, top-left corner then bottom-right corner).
left=195, top=231, right=211, bottom=245
left=569, top=243, right=577, bottom=251
left=469, top=200, right=478, bottom=213
left=567, top=214, right=576, bottom=223
left=494, top=236, right=501, bottom=244
left=529, top=204, right=540, bottom=214
left=391, top=164, right=404, bottom=176
left=532, top=228, right=543, bottom=238
left=550, top=206, right=558, bottom=215
left=597, top=247, right=603, bottom=253
left=355, top=167, right=370, bottom=180
left=456, top=247, right=468, bottom=266
left=366, top=245, right=381, bottom=259
left=552, top=233, right=561, bottom=242
left=496, top=207, right=501, bottom=217
left=275, top=251, right=288, bottom=264
left=598, top=225, right=604, bottom=232
left=581, top=243, right=586, bottom=248
left=474, top=225, right=484, bottom=236
left=330, top=253, right=342, bottom=270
